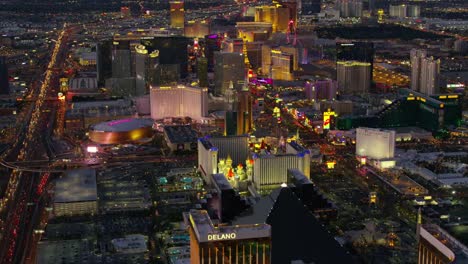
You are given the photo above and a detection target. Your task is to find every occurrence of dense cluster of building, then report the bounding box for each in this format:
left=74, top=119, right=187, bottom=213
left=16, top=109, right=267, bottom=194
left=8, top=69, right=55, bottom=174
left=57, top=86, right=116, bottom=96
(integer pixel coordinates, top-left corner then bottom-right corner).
left=1, top=0, right=467, bottom=263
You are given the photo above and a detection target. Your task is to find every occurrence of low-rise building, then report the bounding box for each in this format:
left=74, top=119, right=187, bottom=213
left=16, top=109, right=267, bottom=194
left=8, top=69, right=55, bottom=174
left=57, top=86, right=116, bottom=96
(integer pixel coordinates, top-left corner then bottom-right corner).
left=163, top=125, right=198, bottom=152
left=99, top=177, right=151, bottom=214
left=110, top=234, right=148, bottom=254
left=78, top=52, right=97, bottom=66
left=53, top=169, right=98, bottom=217
left=37, top=239, right=100, bottom=264
left=67, top=77, right=99, bottom=96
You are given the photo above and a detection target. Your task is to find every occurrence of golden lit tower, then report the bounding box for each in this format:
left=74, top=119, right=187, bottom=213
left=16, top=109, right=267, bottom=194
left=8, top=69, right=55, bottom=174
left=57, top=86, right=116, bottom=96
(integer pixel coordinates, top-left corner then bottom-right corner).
left=242, top=37, right=251, bottom=69
left=237, top=82, right=253, bottom=135
left=170, top=1, right=185, bottom=29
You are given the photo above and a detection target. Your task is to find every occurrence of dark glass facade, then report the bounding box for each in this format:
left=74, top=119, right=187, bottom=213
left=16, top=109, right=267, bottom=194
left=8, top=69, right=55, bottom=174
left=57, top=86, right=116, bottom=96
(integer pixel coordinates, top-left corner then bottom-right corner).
left=0, top=56, right=10, bottom=95
left=237, top=91, right=253, bottom=135
left=141, top=36, right=191, bottom=80
left=111, top=40, right=132, bottom=78
left=336, top=89, right=462, bottom=132
left=204, top=34, right=221, bottom=72
left=225, top=111, right=238, bottom=136
left=197, top=57, right=208, bottom=88
left=301, top=0, right=321, bottom=15
left=336, top=42, right=374, bottom=63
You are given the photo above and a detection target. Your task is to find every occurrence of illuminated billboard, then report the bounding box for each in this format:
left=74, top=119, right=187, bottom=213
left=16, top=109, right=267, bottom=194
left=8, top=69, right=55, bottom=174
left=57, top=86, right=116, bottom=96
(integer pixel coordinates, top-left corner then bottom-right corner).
left=323, top=109, right=336, bottom=130
left=87, top=146, right=98, bottom=153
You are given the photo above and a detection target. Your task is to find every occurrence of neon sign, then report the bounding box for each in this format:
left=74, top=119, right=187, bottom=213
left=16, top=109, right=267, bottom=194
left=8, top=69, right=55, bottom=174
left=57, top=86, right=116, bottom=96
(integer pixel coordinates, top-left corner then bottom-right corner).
left=207, top=233, right=237, bottom=241
left=108, top=119, right=133, bottom=126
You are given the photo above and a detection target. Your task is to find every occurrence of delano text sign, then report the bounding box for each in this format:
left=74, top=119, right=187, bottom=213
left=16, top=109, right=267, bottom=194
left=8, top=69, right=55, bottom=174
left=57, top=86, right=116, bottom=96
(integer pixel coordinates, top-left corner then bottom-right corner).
left=207, top=233, right=237, bottom=241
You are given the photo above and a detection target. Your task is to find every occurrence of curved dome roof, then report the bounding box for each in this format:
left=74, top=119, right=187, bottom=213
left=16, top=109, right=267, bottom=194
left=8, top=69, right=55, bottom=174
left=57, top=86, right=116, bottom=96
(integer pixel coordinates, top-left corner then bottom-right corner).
left=90, top=118, right=153, bottom=132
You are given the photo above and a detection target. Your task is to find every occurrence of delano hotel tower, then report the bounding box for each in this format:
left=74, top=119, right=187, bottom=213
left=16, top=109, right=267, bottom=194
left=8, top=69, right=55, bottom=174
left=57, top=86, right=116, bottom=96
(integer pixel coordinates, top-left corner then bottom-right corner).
left=185, top=210, right=271, bottom=263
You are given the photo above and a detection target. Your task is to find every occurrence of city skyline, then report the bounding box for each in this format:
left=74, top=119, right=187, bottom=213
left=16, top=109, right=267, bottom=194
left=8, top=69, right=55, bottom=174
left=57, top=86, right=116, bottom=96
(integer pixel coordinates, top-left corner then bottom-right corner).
left=0, top=0, right=466, bottom=263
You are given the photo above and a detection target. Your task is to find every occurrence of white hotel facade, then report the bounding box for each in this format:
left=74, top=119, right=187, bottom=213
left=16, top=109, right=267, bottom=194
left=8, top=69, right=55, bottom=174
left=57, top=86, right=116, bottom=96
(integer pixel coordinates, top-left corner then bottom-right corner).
left=150, top=84, right=208, bottom=121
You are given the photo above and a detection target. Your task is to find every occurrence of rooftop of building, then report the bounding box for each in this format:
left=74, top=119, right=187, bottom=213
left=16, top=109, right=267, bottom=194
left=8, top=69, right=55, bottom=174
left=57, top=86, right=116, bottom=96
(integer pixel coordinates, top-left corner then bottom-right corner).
left=399, top=88, right=445, bottom=108
left=164, top=125, right=198, bottom=144
left=166, top=168, right=196, bottom=177
left=36, top=239, right=98, bottom=264
left=357, top=127, right=395, bottom=134
left=287, top=169, right=313, bottom=186
left=69, top=77, right=98, bottom=91
left=253, top=153, right=300, bottom=159
left=111, top=234, right=148, bottom=254
left=186, top=209, right=270, bottom=243
left=54, top=169, right=97, bottom=203
left=211, top=173, right=233, bottom=191
left=70, top=98, right=132, bottom=110
left=90, top=118, right=153, bottom=133
left=198, top=137, right=215, bottom=151
left=149, top=84, right=205, bottom=91
left=287, top=141, right=310, bottom=154
left=97, top=173, right=151, bottom=203
left=45, top=222, right=96, bottom=240
left=207, top=135, right=250, bottom=146
left=65, top=107, right=135, bottom=118
left=420, top=226, right=456, bottom=261
left=207, top=134, right=250, bottom=139
left=233, top=188, right=283, bottom=226
left=79, top=52, right=96, bottom=60
left=236, top=21, right=273, bottom=27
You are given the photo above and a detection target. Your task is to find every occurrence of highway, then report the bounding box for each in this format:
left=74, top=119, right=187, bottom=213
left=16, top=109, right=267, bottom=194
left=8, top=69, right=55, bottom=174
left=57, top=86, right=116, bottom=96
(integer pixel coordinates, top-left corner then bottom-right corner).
left=0, top=24, right=70, bottom=263
left=0, top=154, right=197, bottom=173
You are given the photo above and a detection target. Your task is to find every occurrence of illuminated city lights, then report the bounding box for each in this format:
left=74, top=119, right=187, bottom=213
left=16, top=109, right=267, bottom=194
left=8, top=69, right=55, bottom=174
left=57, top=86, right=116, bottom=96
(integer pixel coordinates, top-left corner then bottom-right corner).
left=86, top=146, right=98, bottom=153
left=0, top=1, right=466, bottom=263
